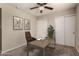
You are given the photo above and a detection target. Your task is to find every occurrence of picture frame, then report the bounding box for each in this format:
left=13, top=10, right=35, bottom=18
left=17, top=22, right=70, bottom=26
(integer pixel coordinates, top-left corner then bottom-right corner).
left=13, top=16, right=23, bottom=30
left=24, top=19, right=30, bottom=30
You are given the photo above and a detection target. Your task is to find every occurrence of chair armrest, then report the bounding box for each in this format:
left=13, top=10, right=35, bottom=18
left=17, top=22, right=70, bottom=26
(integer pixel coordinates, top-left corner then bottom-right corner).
left=32, top=37, right=36, bottom=40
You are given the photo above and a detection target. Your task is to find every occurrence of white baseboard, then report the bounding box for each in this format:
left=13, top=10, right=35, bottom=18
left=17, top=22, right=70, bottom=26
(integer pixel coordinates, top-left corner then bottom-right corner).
left=1, top=43, right=26, bottom=54
left=76, top=48, right=79, bottom=53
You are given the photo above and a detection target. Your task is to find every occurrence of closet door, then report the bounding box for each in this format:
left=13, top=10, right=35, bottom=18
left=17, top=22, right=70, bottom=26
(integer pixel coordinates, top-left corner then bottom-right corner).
left=55, top=16, right=65, bottom=45
left=65, top=15, right=75, bottom=47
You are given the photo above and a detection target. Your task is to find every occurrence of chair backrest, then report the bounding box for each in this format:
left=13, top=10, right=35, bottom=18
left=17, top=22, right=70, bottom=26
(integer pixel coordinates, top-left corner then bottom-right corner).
left=25, top=32, right=32, bottom=42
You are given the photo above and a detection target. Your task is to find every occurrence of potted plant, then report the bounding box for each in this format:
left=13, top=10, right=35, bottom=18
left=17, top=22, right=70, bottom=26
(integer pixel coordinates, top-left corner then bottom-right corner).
left=47, top=25, right=55, bottom=48
left=47, top=25, right=55, bottom=40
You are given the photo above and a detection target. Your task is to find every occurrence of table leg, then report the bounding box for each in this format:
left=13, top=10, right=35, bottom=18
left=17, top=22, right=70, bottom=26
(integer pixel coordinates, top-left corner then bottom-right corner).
left=43, top=48, right=45, bottom=56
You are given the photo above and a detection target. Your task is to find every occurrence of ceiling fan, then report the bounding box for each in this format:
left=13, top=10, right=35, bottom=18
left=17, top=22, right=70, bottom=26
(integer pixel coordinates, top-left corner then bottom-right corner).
left=30, top=3, right=53, bottom=13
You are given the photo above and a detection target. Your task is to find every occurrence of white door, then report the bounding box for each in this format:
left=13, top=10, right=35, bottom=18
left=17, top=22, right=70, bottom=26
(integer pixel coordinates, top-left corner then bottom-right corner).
left=55, top=16, right=65, bottom=45
left=55, top=15, right=75, bottom=47
left=37, top=20, right=47, bottom=39
left=65, top=15, right=75, bottom=47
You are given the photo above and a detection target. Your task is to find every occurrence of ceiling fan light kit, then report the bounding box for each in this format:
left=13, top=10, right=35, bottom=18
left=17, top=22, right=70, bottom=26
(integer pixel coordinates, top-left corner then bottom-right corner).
left=39, top=6, right=44, bottom=13
left=39, top=6, right=44, bottom=10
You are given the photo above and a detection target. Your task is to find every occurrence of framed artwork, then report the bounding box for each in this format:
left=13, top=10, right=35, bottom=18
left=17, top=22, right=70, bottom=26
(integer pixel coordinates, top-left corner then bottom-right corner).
left=24, top=19, right=30, bottom=30
left=13, top=16, right=23, bottom=30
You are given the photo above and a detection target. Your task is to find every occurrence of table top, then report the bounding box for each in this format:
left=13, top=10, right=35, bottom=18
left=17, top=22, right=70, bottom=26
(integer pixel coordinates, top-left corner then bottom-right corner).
left=29, top=39, right=51, bottom=48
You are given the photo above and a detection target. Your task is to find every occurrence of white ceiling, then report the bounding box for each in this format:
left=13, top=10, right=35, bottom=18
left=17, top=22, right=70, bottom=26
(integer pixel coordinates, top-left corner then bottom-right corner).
left=9, top=3, right=77, bottom=16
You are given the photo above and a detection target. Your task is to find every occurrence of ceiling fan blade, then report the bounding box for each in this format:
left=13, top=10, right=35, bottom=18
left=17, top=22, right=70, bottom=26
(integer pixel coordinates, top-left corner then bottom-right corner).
left=44, top=6, right=53, bottom=10
left=37, top=3, right=41, bottom=5
left=30, top=7, right=39, bottom=9
left=37, top=3, right=47, bottom=6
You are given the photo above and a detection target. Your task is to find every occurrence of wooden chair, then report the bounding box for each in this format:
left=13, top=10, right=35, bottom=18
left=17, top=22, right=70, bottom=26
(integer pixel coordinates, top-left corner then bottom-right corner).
left=25, top=31, right=36, bottom=55
left=25, top=31, right=36, bottom=45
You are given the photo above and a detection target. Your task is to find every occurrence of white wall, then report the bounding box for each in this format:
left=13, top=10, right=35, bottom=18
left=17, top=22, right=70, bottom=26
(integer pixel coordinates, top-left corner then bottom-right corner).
left=37, top=9, right=76, bottom=27
left=76, top=4, right=79, bottom=52
left=0, top=4, right=37, bottom=52
left=36, top=18, right=48, bottom=39
left=36, top=9, right=76, bottom=39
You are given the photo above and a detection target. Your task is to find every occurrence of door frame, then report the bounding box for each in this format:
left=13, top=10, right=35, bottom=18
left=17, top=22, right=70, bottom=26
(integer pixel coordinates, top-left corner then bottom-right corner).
left=0, top=8, right=2, bottom=53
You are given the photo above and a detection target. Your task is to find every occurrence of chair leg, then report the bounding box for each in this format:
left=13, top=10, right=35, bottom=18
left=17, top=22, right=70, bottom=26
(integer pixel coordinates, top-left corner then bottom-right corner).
left=27, top=44, right=29, bottom=56
left=43, top=48, right=45, bottom=56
